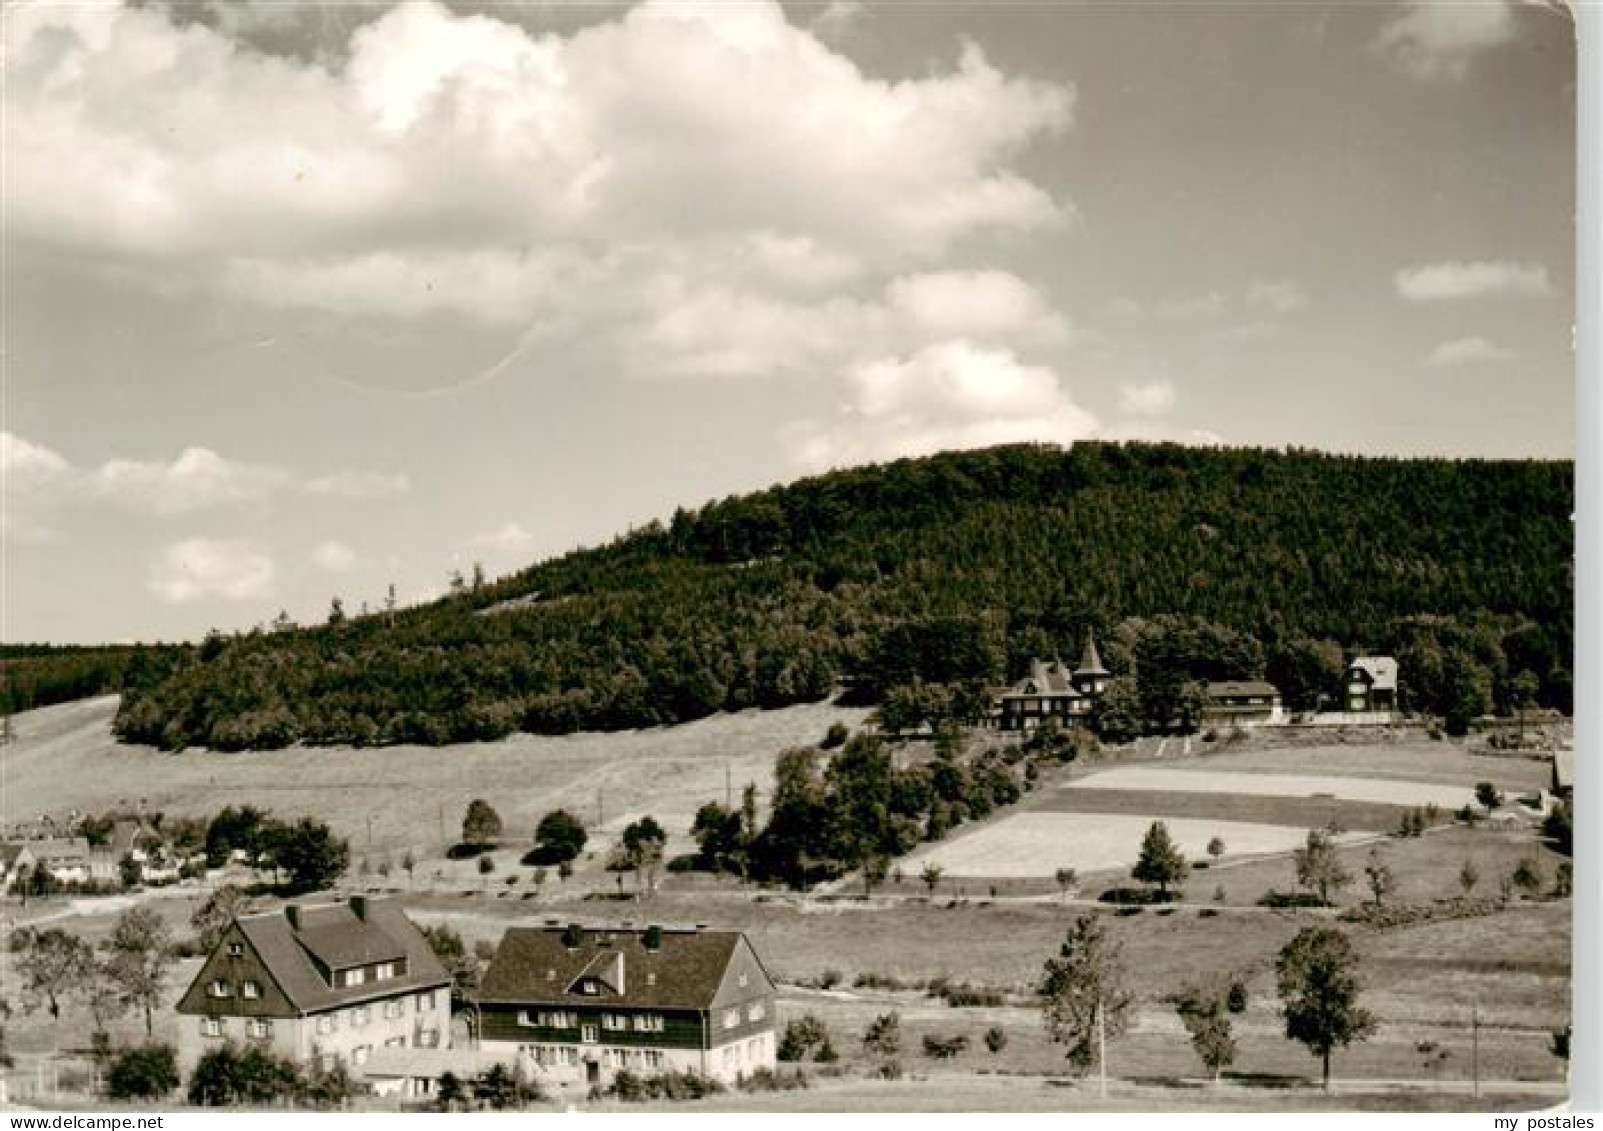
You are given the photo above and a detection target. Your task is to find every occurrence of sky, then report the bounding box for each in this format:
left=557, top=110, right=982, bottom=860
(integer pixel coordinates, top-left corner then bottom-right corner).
left=1, top=0, right=1578, bottom=644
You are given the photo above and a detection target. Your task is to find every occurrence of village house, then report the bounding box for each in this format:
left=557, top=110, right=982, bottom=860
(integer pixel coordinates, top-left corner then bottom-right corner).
left=1203, top=680, right=1286, bottom=727
left=28, top=837, right=116, bottom=886
left=0, top=842, right=36, bottom=893
left=476, top=922, right=777, bottom=1089
left=1343, top=656, right=1398, bottom=714
left=996, top=634, right=1110, bottom=731
left=174, top=896, right=451, bottom=1077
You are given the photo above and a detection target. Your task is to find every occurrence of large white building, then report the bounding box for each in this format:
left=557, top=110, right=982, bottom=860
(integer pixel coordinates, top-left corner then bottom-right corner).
left=174, top=896, right=451, bottom=1077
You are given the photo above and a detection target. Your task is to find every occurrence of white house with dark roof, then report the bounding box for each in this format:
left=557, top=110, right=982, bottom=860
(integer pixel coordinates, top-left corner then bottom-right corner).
left=476, top=922, right=776, bottom=1088
left=1344, top=656, right=1398, bottom=714
left=1203, top=680, right=1286, bottom=726
left=174, top=895, right=451, bottom=1076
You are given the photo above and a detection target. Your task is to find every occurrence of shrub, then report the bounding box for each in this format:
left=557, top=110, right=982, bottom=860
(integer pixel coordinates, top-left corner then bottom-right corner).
left=739, top=1067, right=810, bottom=1092
left=778, top=1015, right=833, bottom=1062
left=922, top=1034, right=970, bottom=1059
left=939, top=984, right=1004, bottom=1008
left=605, top=1070, right=724, bottom=1102
left=108, top=1044, right=180, bottom=1101
left=1257, top=889, right=1326, bottom=908
left=446, top=843, right=489, bottom=860
left=983, top=1026, right=1008, bottom=1054
left=819, top=969, right=843, bottom=990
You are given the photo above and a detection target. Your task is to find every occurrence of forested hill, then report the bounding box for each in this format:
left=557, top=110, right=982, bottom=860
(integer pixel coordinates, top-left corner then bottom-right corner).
left=111, top=443, right=1574, bottom=752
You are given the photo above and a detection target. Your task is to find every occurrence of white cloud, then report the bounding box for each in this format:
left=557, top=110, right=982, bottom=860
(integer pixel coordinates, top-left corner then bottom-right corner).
left=2, top=431, right=70, bottom=494
left=788, top=340, right=1099, bottom=469
left=1245, top=279, right=1307, bottom=314
left=5, top=1, right=1071, bottom=306
left=303, top=470, right=411, bottom=499
left=93, top=447, right=287, bottom=516
left=469, top=522, right=538, bottom=557
left=312, top=539, right=359, bottom=573
left=1428, top=336, right=1515, bottom=367
left=149, top=538, right=276, bottom=603
left=1395, top=260, right=1551, bottom=300
left=886, top=270, right=1068, bottom=346
left=1373, top=1, right=1517, bottom=82
left=810, top=1, right=864, bottom=41
left=1117, top=380, right=1176, bottom=417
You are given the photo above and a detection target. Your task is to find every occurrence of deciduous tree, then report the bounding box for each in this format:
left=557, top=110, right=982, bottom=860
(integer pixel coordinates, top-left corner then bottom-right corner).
left=1275, top=926, right=1375, bottom=1090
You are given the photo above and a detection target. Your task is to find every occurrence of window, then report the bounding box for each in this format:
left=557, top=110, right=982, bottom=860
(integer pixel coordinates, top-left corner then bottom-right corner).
left=352, top=1045, right=371, bottom=1066
left=416, top=1029, right=441, bottom=1048
left=602, top=1013, right=628, bottom=1030
left=201, top=1017, right=223, bottom=1038
left=416, top=991, right=435, bottom=1012
left=247, top=1019, right=272, bottom=1039
left=645, top=972, right=657, bottom=986
left=344, top=968, right=366, bottom=988
left=633, top=1014, right=664, bottom=1033
left=375, top=962, right=396, bottom=980
left=386, top=1036, right=407, bottom=1048
left=581, top=980, right=598, bottom=995
left=541, top=1011, right=577, bottom=1029
left=738, top=973, right=748, bottom=988
left=207, top=979, right=232, bottom=998
left=581, top=1024, right=598, bottom=1044
left=384, top=1000, right=404, bottom=1020
left=317, top=1014, right=338, bottom=1035
left=226, top=943, right=244, bottom=958
left=350, top=1005, right=371, bottom=1028
left=643, top=1050, right=663, bottom=1069
left=242, top=980, right=261, bottom=1000
left=723, top=1008, right=740, bottom=1029
left=747, top=1002, right=765, bottom=1022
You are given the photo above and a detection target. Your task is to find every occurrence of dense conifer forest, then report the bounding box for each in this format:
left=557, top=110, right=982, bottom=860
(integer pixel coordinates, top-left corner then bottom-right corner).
left=85, top=442, right=1573, bottom=752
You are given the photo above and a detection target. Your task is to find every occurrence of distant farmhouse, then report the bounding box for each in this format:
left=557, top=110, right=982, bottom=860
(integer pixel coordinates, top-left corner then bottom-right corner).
left=1202, top=680, right=1285, bottom=727
left=477, top=922, right=777, bottom=1088
left=996, top=634, right=1110, bottom=731
left=175, top=896, right=451, bottom=1076
left=0, top=842, right=36, bottom=893
left=1343, top=656, right=1398, bottom=714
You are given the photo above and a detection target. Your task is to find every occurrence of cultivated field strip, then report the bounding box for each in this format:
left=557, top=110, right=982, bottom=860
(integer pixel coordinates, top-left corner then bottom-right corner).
left=1066, top=766, right=1478, bottom=809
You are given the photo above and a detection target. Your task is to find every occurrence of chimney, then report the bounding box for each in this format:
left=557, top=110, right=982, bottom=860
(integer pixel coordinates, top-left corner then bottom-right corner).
left=284, top=905, right=302, bottom=931
left=643, top=924, right=662, bottom=951
left=562, top=922, right=583, bottom=950
left=349, top=895, right=369, bottom=921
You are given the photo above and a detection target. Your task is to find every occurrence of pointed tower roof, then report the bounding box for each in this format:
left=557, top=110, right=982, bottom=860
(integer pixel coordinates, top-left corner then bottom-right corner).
left=1074, top=631, right=1109, bottom=677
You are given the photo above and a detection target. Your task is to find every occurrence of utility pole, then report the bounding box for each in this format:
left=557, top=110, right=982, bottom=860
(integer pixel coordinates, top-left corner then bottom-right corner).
left=1472, top=1003, right=1481, bottom=1100
left=726, top=764, right=733, bottom=809
left=1097, top=993, right=1108, bottom=1100
left=438, top=805, right=446, bottom=854
left=596, top=788, right=604, bottom=829
left=366, top=814, right=373, bottom=852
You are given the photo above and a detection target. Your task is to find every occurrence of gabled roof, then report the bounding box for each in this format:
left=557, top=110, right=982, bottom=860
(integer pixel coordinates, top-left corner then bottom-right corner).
left=1000, top=658, right=1084, bottom=699
left=30, top=837, right=93, bottom=862
left=1074, top=632, right=1109, bottom=678
left=1348, top=656, right=1398, bottom=691
left=109, top=820, right=160, bottom=858
left=479, top=925, right=769, bottom=1010
left=180, top=896, right=448, bottom=1017
left=1206, top=680, right=1282, bottom=700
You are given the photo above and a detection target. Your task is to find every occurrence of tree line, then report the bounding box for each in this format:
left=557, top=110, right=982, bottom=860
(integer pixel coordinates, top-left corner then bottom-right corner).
left=97, top=442, right=1570, bottom=751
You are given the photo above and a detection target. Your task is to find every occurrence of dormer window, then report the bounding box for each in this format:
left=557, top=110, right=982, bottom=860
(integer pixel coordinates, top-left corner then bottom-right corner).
left=581, top=980, right=598, bottom=995
left=646, top=972, right=657, bottom=986
left=242, top=980, right=261, bottom=1000
left=343, top=968, right=366, bottom=988
left=207, top=979, right=232, bottom=998
left=375, top=962, right=395, bottom=981
left=226, top=943, right=244, bottom=958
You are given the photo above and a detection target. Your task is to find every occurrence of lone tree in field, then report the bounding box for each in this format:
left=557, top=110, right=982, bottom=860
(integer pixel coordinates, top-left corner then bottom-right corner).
left=1206, top=837, right=1226, bottom=863
left=1040, top=913, right=1133, bottom=1070
left=1055, top=867, right=1078, bottom=902
left=618, top=816, right=667, bottom=894
left=1362, top=847, right=1396, bottom=908
left=1475, top=781, right=1503, bottom=813
left=1275, top=926, right=1375, bottom=1090
left=1293, top=829, right=1352, bottom=906
left=920, top=862, right=944, bottom=897
left=1175, top=984, right=1237, bottom=1086
left=1132, top=820, right=1186, bottom=898
left=18, top=927, right=92, bottom=1024
left=108, top=906, right=174, bottom=1037
left=462, top=800, right=504, bottom=848
left=533, top=809, right=587, bottom=864
left=1459, top=858, right=1480, bottom=896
